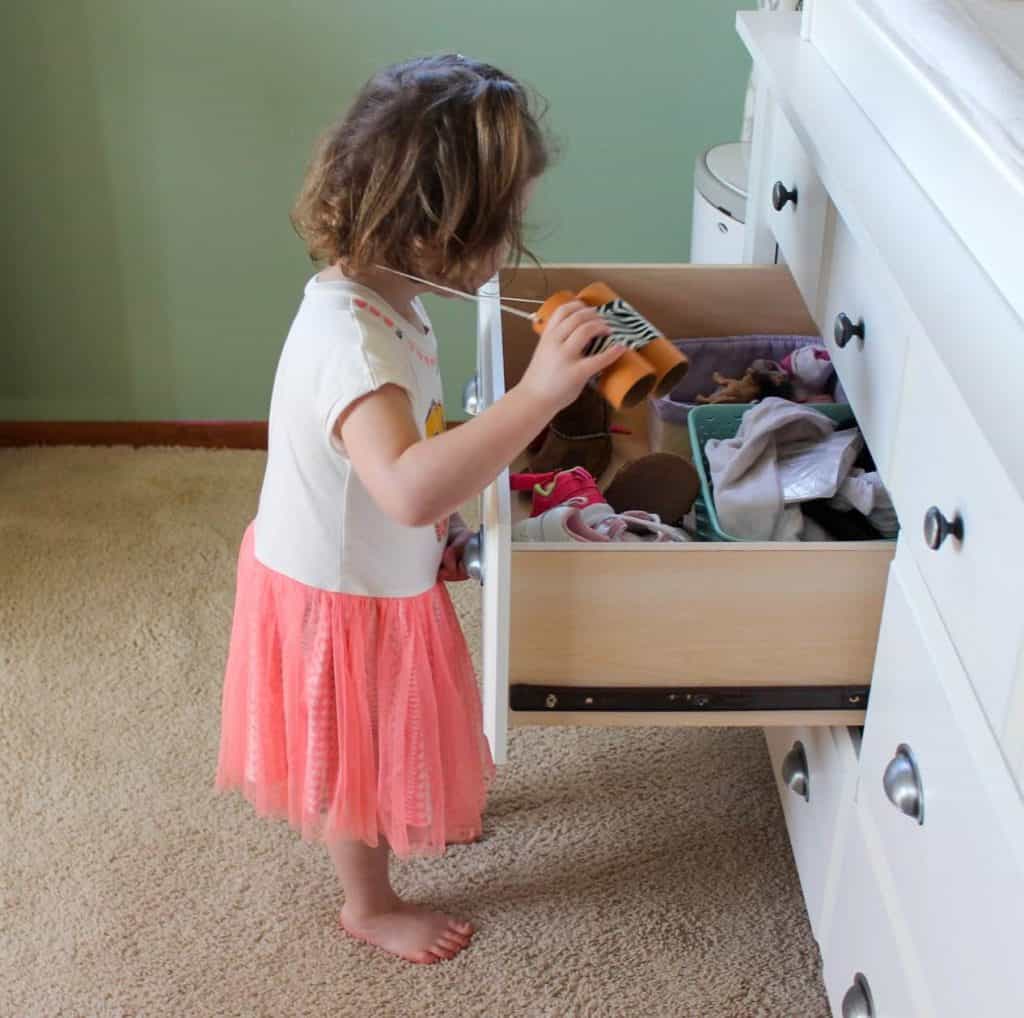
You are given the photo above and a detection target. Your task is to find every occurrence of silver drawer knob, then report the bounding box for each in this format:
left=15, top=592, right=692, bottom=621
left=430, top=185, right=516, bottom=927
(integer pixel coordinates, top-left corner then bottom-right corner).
left=463, top=528, right=484, bottom=586
left=923, top=506, right=963, bottom=551
left=462, top=375, right=481, bottom=417
left=841, top=973, right=875, bottom=1018
left=781, top=741, right=810, bottom=801
left=883, top=744, right=924, bottom=825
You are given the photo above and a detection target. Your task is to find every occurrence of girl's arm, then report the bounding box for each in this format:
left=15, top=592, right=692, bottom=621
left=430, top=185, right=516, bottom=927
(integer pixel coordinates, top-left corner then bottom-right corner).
left=338, top=301, right=623, bottom=528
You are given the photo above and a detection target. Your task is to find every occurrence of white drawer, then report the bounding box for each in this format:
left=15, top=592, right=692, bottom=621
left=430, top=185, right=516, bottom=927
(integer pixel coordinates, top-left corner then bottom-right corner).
left=764, top=725, right=859, bottom=941
left=474, top=264, right=895, bottom=761
left=823, top=812, right=928, bottom=1018
left=858, top=553, right=1024, bottom=1017
left=764, top=102, right=830, bottom=314
left=889, top=333, right=1024, bottom=736
left=817, top=209, right=909, bottom=478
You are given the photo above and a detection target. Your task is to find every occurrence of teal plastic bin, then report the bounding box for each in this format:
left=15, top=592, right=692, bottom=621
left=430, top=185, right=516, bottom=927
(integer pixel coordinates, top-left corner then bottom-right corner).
left=687, top=403, right=859, bottom=542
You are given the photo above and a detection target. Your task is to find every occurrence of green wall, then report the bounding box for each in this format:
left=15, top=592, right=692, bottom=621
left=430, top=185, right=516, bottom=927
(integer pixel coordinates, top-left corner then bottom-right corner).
left=2, top=1, right=754, bottom=421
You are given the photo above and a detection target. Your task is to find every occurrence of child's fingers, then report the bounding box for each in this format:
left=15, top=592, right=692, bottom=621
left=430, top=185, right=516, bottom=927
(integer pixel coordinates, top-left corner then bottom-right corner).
left=564, top=319, right=613, bottom=358
left=542, top=300, right=589, bottom=335
left=575, top=342, right=626, bottom=382
left=543, top=305, right=604, bottom=347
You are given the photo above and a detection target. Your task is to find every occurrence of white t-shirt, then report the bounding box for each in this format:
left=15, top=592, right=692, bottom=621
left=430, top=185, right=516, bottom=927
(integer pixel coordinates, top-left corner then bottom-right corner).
left=253, top=276, right=449, bottom=597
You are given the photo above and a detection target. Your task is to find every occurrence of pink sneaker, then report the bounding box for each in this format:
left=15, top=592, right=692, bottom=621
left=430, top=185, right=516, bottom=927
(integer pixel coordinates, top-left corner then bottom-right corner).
left=512, top=502, right=691, bottom=543
left=510, top=467, right=606, bottom=517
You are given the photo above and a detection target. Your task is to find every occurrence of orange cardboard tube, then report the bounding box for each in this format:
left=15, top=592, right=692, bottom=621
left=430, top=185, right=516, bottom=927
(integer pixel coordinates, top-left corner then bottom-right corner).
left=642, top=336, right=690, bottom=397
left=532, top=290, right=657, bottom=410
left=578, top=282, right=689, bottom=397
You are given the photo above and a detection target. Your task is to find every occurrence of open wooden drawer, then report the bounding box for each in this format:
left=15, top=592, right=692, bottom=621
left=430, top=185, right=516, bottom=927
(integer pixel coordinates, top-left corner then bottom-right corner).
left=470, top=264, right=894, bottom=762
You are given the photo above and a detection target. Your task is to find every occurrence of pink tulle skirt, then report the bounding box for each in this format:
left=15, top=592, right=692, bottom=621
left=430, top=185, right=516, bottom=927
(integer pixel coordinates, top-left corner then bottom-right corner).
left=215, top=523, right=494, bottom=858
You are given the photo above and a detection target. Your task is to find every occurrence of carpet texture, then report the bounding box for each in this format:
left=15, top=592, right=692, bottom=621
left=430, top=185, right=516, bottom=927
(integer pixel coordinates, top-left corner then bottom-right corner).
left=0, top=448, right=829, bottom=1018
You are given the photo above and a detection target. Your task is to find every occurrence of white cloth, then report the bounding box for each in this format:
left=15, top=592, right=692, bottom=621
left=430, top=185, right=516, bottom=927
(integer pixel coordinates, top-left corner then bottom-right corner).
left=704, top=398, right=836, bottom=541
left=831, top=468, right=901, bottom=537
left=254, top=276, right=448, bottom=596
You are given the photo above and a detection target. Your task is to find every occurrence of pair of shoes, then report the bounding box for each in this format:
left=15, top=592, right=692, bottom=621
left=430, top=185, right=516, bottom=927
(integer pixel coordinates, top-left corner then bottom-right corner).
left=512, top=501, right=690, bottom=543
left=513, top=456, right=701, bottom=528
left=531, top=283, right=689, bottom=409
left=510, top=469, right=690, bottom=543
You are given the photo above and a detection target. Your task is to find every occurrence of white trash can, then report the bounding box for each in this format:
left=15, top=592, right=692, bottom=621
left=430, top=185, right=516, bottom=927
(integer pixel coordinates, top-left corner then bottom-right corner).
left=690, top=141, right=751, bottom=264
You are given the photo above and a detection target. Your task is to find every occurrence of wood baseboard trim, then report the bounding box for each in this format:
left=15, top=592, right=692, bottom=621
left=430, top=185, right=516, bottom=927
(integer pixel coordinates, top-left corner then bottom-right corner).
left=0, top=419, right=464, bottom=449
left=0, top=421, right=269, bottom=449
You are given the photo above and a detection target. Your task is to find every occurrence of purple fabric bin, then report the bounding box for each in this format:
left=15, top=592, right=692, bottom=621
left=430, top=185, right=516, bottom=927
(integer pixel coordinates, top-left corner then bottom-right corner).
left=647, top=334, right=844, bottom=458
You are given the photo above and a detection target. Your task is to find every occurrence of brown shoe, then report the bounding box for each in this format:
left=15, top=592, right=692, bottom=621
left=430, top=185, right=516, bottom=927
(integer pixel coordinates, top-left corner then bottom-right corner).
left=603, top=453, right=700, bottom=525
left=528, top=385, right=613, bottom=479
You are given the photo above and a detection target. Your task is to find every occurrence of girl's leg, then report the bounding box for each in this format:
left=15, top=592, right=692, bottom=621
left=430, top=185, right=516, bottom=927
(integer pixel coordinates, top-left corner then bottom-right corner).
left=329, top=837, right=475, bottom=964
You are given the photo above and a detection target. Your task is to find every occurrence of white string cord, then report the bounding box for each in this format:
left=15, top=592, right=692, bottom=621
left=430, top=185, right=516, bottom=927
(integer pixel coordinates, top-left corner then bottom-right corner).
left=377, top=265, right=540, bottom=320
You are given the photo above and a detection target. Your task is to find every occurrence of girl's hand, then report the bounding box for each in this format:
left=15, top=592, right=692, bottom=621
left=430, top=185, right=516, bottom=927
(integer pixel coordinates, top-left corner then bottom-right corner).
left=438, top=518, right=473, bottom=582
left=518, top=300, right=626, bottom=414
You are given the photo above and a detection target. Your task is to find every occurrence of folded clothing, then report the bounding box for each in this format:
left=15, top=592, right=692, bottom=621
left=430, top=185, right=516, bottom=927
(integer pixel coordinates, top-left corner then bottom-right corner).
left=704, top=398, right=842, bottom=541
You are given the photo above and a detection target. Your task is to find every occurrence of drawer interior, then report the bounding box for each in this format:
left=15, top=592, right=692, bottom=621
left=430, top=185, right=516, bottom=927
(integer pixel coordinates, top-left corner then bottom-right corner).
left=495, top=264, right=894, bottom=723
left=501, top=264, right=828, bottom=523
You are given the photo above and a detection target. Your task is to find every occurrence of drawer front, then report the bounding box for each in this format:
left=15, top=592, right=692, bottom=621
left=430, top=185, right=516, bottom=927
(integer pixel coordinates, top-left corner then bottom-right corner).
left=764, top=102, right=830, bottom=312
left=889, top=334, right=1024, bottom=732
left=823, top=812, right=928, bottom=1018
left=510, top=543, right=891, bottom=691
left=765, top=726, right=857, bottom=939
left=818, top=210, right=909, bottom=477
left=858, top=556, right=1024, bottom=1017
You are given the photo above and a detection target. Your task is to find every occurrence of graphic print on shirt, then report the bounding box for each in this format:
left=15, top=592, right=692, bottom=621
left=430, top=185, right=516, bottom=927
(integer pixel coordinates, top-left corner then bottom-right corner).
left=425, top=400, right=449, bottom=542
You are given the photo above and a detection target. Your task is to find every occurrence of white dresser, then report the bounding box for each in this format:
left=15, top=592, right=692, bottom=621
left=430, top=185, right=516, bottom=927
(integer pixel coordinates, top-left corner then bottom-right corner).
left=469, top=4, right=1024, bottom=1015
left=747, top=5, right=1024, bottom=1015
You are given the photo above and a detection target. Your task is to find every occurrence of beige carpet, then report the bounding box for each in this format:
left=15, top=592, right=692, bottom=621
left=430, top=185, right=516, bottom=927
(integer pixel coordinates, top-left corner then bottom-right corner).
left=0, top=447, right=829, bottom=1018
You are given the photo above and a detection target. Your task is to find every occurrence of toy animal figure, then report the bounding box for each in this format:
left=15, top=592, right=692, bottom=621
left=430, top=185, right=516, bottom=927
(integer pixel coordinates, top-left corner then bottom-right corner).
left=748, top=359, right=796, bottom=400
left=697, top=360, right=796, bottom=404
left=696, top=371, right=764, bottom=404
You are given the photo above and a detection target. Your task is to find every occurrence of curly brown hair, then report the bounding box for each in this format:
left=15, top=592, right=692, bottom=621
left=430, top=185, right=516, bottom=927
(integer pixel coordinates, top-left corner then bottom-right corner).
left=291, top=55, right=553, bottom=292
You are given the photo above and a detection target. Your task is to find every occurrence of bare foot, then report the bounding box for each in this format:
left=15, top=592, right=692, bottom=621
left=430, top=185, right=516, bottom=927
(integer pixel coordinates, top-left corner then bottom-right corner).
left=340, top=902, right=475, bottom=964
left=446, top=832, right=482, bottom=845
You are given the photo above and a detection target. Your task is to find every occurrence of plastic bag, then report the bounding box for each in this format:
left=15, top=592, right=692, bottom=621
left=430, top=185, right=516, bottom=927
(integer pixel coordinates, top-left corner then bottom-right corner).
left=778, top=428, right=864, bottom=504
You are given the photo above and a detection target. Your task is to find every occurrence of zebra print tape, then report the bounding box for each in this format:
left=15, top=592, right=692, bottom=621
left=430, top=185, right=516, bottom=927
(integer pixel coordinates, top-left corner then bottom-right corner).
left=586, top=299, right=663, bottom=356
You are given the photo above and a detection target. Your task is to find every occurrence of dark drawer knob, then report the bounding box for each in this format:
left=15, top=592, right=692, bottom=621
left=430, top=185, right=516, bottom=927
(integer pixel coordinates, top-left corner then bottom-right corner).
left=772, top=180, right=798, bottom=211
left=834, top=312, right=866, bottom=349
left=923, top=506, right=963, bottom=550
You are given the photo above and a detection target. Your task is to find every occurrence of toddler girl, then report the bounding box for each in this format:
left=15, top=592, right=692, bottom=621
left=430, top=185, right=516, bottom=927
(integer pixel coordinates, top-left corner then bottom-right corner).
left=215, top=54, right=624, bottom=965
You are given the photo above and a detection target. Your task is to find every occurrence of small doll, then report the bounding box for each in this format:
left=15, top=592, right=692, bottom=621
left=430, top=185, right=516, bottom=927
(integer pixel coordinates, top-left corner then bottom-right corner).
left=696, top=361, right=794, bottom=404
